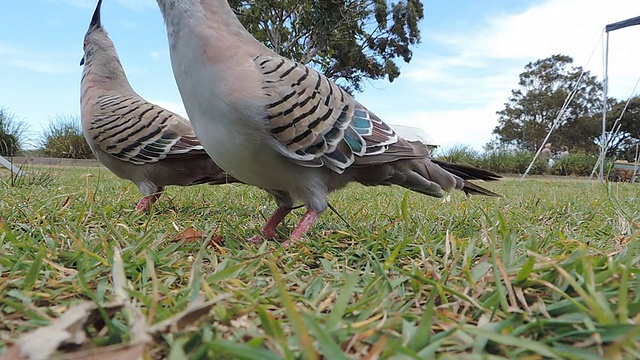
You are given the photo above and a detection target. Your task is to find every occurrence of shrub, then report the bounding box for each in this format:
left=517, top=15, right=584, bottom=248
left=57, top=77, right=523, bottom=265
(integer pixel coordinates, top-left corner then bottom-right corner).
left=0, top=108, right=28, bottom=156
left=437, top=146, right=552, bottom=175
left=434, top=146, right=603, bottom=176
left=41, top=115, right=94, bottom=159
left=551, top=152, right=599, bottom=177
left=436, top=144, right=482, bottom=167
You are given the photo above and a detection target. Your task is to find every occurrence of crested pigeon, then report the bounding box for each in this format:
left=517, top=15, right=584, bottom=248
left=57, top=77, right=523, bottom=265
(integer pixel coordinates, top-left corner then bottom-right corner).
left=154, top=0, right=501, bottom=243
left=81, top=0, right=236, bottom=212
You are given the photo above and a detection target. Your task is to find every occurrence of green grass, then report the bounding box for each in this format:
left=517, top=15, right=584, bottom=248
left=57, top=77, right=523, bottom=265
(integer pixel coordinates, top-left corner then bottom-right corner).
left=1, top=166, right=640, bottom=359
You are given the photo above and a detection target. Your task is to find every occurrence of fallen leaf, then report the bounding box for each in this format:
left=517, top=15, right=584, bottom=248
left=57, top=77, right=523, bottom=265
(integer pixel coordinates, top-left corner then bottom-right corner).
left=174, top=226, right=224, bottom=248
left=2, top=301, right=125, bottom=360
left=52, top=342, right=145, bottom=360
left=210, top=234, right=224, bottom=246
left=111, top=247, right=128, bottom=302
left=173, top=226, right=204, bottom=243
left=364, top=334, right=388, bottom=360
left=60, top=195, right=72, bottom=209
left=615, top=235, right=631, bottom=245
left=149, top=294, right=231, bottom=334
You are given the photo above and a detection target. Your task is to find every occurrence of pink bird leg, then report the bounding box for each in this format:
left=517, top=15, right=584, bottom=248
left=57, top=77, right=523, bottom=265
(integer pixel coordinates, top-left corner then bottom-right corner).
left=248, top=207, right=292, bottom=243
left=282, top=209, right=321, bottom=247
left=135, top=193, right=162, bottom=212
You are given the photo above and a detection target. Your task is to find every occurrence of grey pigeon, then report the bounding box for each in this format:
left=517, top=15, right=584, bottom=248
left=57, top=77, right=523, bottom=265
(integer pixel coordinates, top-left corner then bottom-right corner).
left=154, top=0, right=501, bottom=243
left=80, top=0, right=236, bottom=212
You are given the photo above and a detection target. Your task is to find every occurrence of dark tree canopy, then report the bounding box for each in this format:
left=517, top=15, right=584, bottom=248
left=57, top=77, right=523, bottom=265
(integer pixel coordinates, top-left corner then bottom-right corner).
left=492, top=55, right=604, bottom=153
left=603, top=96, right=640, bottom=160
left=228, top=0, right=424, bottom=92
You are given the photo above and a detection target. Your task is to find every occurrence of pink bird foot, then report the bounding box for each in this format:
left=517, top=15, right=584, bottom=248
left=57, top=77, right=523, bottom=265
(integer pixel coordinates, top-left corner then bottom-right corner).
left=135, top=193, right=162, bottom=213
left=247, top=206, right=292, bottom=244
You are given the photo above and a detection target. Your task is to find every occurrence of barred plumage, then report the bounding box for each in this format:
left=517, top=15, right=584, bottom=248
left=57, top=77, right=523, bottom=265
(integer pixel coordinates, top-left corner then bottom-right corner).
left=155, top=0, right=502, bottom=243
left=80, top=0, right=236, bottom=212
left=87, top=94, right=206, bottom=165
left=256, top=55, right=400, bottom=174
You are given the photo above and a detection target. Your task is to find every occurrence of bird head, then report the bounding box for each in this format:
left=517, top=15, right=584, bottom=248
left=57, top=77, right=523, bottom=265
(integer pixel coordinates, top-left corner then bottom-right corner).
left=80, top=0, right=112, bottom=66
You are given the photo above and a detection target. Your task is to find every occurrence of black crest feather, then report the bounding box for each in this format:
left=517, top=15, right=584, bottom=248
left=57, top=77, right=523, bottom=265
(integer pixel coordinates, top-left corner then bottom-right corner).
left=89, top=0, right=103, bottom=30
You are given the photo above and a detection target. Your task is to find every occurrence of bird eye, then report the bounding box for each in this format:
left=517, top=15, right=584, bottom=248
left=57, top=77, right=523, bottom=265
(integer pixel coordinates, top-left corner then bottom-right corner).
left=83, top=39, right=89, bottom=50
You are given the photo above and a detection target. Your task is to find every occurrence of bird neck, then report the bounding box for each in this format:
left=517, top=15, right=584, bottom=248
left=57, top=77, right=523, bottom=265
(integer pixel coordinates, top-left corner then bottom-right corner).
left=157, top=0, right=258, bottom=57
left=81, top=53, right=134, bottom=97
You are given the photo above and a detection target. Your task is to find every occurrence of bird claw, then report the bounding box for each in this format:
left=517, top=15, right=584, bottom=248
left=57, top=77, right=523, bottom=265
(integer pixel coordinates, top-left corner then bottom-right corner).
left=247, top=234, right=264, bottom=244
left=280, top=239, right=297, bottom=248
left=135, top=198, right=151, bottom=213
left=247, top=232, right=280, bottom=244
left=247, top=235, right=300, bottom=248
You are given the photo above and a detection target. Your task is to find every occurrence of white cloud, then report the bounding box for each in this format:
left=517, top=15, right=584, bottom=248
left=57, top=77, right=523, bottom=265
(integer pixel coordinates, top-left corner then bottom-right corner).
left=0, top=41, right=77, bottom=75
left=468, top=0, right=640, bottom=97
left=9, top=59, right=74, bottom=74
left=385, top=0, right=640, bottom=150
left=0, top=42, right=22, bottom=56
left=150, top=50, right=168, bottom=60
left=384, top=103, right=503, bottom=151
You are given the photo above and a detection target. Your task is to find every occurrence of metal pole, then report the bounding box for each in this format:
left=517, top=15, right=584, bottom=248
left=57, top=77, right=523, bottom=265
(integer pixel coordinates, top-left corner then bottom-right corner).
left=600, top=31, right=610, bottom=182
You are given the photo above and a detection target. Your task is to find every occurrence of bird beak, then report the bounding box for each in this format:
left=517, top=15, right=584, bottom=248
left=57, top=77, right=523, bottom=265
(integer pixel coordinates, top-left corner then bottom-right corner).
left=89, top=0, right=103, bottom=31
left=80, top=56, right=85, bottom=66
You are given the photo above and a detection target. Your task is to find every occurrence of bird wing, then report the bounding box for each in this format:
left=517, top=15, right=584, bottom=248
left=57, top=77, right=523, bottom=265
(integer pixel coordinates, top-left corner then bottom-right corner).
left=255, top=55, right=400, bottom=174
left=87, top=94, right=208, bottom=165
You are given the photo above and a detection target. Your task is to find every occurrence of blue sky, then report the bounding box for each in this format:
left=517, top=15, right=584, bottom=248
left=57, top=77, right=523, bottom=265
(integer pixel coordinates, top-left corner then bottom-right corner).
left=2, top=0, right=640, bottom=150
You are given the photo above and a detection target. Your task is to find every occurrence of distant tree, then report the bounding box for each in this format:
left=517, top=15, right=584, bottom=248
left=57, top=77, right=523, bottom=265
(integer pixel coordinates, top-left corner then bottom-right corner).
left=229, top=0, right=424, bottom=92
left=603, top=96, right=640, bottom=160
left=41, top=115, right=94, bottom=159
left=492, top=54, right=603, bottom=153
left=0, top=108, right=28, bottom=157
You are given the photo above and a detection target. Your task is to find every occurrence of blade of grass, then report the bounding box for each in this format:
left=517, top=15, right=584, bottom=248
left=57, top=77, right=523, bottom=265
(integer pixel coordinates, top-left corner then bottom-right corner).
left=303, top=312, right=348, bottom=360
left=267, top=259, right=318, bottom=360
left=326, top=271, right=358, bottom=331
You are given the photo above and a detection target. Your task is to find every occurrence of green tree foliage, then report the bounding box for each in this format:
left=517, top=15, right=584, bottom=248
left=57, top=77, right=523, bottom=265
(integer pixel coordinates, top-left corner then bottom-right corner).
left=603, top=96, right=640, bottom=160
left=492, top=54, right=603, bottom=153
left=228, top=0, right=424, bottom=92
left=0, top=108, right=28, bottom=157
left=41, top=115, right=94, bottom=159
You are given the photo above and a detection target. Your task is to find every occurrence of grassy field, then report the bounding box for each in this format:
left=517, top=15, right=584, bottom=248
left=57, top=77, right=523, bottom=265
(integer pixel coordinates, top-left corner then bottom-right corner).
left=0, top=165, right=639, bottom=359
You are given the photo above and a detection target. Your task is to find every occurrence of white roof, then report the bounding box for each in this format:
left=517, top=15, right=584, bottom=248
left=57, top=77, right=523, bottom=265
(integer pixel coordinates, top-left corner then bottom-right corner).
left=388, top=124, right=438, bottom=146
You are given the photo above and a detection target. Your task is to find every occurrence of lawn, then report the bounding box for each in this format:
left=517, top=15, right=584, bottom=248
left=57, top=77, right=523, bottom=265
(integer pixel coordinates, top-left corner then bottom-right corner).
left=0, top=165, right=639, bottom=359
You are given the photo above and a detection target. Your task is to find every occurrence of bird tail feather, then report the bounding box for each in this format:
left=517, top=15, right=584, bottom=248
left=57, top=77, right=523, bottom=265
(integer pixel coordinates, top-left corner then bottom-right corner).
left=387, top=158, right=502, bottom=198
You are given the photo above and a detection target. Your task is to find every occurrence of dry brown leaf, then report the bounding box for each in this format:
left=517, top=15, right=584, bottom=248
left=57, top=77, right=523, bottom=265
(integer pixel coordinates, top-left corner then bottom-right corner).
left=174, top=226, right=203, bottom=243
left=149, top=294, right=230, bottom=334
left=209, top=234, right=224, bottom=247
left=173, top=226, right=224, bottom=247
left=615, top=235, right=632, bottom=245
left=342, top=328, right=378, bottom=353
left=363, top=334, right=388, bottom=360
left=60, top=195, right=72, bottom=209
left=1, top=301, right=125, bottom=360
left=51, top=342, right=145, bottom=360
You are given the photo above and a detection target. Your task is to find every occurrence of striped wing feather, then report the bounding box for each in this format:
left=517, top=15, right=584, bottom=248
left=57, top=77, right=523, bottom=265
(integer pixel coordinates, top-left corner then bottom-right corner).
left=88, top=94, right=207, bottom=165
left=255, top=55, right=398, bottom=174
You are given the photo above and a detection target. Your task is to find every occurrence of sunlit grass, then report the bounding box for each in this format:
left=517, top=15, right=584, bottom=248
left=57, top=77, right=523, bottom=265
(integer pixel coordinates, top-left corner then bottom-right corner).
left=0, top=166, right=639, bottom=358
